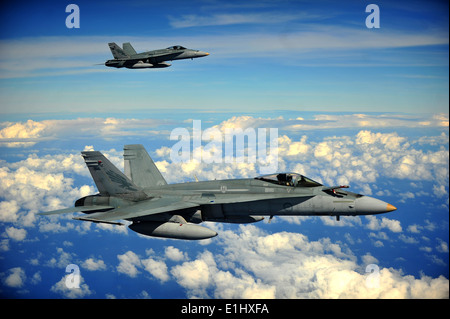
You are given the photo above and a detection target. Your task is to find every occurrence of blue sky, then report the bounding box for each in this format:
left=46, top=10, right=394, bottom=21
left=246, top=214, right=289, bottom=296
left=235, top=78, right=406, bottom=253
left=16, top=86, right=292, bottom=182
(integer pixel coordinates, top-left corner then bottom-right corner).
left=0, top=0, right=449, bottom=300
left=0, top=0, right=448, bottom=115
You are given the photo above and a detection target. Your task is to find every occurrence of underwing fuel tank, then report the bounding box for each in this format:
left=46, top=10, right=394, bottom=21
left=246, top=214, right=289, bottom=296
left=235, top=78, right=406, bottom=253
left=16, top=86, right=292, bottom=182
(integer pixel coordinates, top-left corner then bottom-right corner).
left=127, top=62, right=171, bottom=69
left=129, top=221, right=217, bottom=240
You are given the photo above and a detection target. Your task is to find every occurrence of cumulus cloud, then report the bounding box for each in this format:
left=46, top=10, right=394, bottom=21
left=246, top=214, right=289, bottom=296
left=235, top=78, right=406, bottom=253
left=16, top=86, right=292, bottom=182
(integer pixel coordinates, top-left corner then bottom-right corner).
left=171, top=254, right=212, bottom=296
left=3, top=267, right=26, bottom=288
left=0, top=200, right=20, bottom=222
left=365, top=216, right=402, bottom=233
left=4, top=226, right=27, bottom=241
left=0, top=118, right=167, bottom=148
left=134, top=225, right=448, bottom=299
left=436, top=240, right=449, bottom=254
left=50, top=274, right=92, bottom=299
left=1, top=119, right=444, bottom=238
left=1, top=114, right=446, bottom=150
left=116, top=251, right=141, bottom=278
left=0, top=116, right=447, bottom=211
left=0, top=115, right=448, bottom=298
left=165, top=246, right=188, bottom=262
left=0, top=120, right=47, bottom=147
left=154, top=122, right=447, bottom=195
left=276, top=127, right=448, bottom=197
left=81, top=258, right=107, bottom=271
left=116, top=250, right=170, bottom=283
left=46, top=248, right=77, bottom=269
left=182, top=225, right=449, bottom=298
left=211, top=114, right=449, bottom=134
left=0, top=149, right=98, bottom=233
left=141, top=258, right=170, bottom=283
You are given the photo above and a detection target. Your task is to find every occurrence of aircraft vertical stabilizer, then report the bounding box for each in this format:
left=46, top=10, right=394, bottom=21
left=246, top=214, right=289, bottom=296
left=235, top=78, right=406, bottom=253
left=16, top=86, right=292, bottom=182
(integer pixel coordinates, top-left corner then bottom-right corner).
left=123, top=144, right=168, bottom=188
left=81, top=151, right=144, bottom=197
left=122, top=42, right=137, bottom=56
left=108, top=42, right=129, bottom=59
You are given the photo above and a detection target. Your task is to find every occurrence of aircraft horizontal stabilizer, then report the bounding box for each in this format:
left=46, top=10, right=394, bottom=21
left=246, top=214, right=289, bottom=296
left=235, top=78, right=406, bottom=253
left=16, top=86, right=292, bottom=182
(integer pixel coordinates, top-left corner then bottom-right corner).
left=73, top=216, right=124, bottom=226
left=38, top=205, right=114, bottom=216
left=322, top=185, right=349, bottom=191
left=74, top=197, right=199, bottom=223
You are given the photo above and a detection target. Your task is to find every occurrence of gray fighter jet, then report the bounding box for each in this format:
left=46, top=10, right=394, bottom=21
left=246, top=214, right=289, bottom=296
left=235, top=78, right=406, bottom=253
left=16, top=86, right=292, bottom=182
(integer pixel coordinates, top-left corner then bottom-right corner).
left=39, top=144, right=396, bottom=240
left=104, top=42, right=209, bottom=69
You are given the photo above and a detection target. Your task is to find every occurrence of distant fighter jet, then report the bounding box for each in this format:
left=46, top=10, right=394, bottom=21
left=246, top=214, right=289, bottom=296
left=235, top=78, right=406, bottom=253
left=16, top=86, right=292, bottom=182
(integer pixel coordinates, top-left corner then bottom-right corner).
left=39, top=145, right=396, bottom=240
left=104, top=42, right=209, bottom=69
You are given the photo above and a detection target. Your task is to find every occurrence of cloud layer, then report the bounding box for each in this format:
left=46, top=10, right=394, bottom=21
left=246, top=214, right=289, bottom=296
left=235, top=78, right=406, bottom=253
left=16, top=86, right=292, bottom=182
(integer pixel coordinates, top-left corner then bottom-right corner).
left=0, top=114, right=448, bottom=298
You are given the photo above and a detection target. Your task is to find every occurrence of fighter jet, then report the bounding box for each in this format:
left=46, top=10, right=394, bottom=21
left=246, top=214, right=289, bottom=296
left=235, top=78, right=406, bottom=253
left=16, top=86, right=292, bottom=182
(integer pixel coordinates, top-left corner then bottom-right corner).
left=104, top=42, right=209, bottom=69
left=39, top=144, right=397, bottom=240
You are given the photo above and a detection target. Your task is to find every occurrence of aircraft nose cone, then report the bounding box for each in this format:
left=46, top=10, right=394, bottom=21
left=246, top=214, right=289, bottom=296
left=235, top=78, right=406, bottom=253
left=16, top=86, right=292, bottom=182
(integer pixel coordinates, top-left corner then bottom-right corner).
left=356, top=196, right=397, bottom=215
left=196, top=51, right=210, bottom=57
left=386, top=203, right=397, bottom=212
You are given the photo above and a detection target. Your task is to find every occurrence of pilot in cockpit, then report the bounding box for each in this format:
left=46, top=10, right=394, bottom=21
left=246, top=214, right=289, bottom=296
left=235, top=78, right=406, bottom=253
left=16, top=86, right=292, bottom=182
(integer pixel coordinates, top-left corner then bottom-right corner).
left=276, top=173, right=293, bottom=186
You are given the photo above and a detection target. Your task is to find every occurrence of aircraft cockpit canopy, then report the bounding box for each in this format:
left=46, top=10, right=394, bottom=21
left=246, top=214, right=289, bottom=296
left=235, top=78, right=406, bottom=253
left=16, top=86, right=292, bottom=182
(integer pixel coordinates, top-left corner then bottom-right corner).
left=167, top=45, right=186, bottom=50
left=255, top=173, right=323, bottom=187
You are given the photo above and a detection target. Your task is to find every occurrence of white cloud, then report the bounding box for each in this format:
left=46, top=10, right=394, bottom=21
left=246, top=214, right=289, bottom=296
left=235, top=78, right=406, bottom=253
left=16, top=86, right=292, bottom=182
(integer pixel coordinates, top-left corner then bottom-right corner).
left=361, top=253, right=379, bottom=266
left=162, top=18, right=448, bottom=58
left=0, top=239, right=9, bottom=252
left=50, top=274, right=93, bottom=299
left=0, top=149, right=101, bottom=233
left=45, top=248, right=77, bottom=269
left=319, top=216, right=362, bottom=228
left=38, top=220, right=76, bottom=234
left=171, top=254, right=212, bottom=293
left=433, top=184, right=448, bottom=198
left=436, top=240, right=449, bottom=253
left=356, top=130, right=408, bottom=150
left=399, top=234, right=419, bottom=244
left=116, top=250, right=171, bottom=283
left=95, top=222, right=129, bottom=235
left=0, top=118, right=168, bottom=148
left=407, top=224, right=421, bottom=233
left=81, top=258, right=107, bottom=271
left=165, top=246, right=188, bottom=262
left=3, top=267, right=26, bottom=288
left=141, top=258, right=170, bottom=283
left=31, top=272, right=41, bottom=285
left=169, top=12, right=302, bottom=28
left=212, top=114, right=449, bottom=133
left=365, top=216, right=402, bottom=233
left=116, top=251, right=141, bottom=278
left=0, top=200, right=20, bottom=222
left=0, top=115, right=448, bottom=299
left=0, top=161, right=92, bottom=216
left=0, top=120, right=47, bottom=147
left=4, top=226, right=27, bottom=241
left=185, top=225, right=449, bottom=299
left=150, top=118, right=446, bottom=191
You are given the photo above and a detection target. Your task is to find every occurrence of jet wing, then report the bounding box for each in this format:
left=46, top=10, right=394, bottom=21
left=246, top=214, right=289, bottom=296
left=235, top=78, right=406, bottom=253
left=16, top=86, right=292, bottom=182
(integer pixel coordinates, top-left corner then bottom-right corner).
left=72, top=196, right=199, bottom=223
left=38, top=206, right=114, bottom=216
